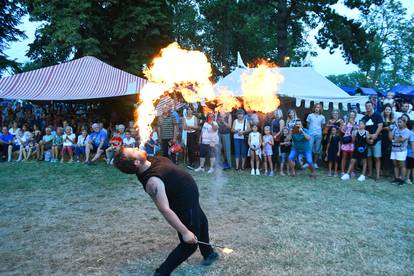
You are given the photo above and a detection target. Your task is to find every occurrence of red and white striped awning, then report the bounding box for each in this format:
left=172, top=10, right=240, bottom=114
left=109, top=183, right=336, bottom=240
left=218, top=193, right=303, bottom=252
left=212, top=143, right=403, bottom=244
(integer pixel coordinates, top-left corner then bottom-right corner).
left=0, top=56, right=147, bottom=100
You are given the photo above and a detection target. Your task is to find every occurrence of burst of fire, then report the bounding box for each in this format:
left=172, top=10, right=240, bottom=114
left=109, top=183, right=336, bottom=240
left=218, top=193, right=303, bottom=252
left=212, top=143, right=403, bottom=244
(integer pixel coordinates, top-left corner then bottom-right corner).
left=136, top=43, right=215, bottom=145
left=241, top=61, right=283, bottom=113
left=215, top=87, right=242, bottom=113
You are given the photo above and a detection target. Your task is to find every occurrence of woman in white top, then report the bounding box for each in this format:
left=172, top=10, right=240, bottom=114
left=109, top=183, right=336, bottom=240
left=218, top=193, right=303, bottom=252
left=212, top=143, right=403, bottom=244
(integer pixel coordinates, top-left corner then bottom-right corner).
left=8, top=121, right=20, bottom=137
left=195, top=113, right=218, bottom=173
left=231, top=109, right=250, bottom=170
left=182, top=107, right=199, bottom=168
left=14, top=129, right=27, bottom=162
left=61, top=126, right=76, bottom=163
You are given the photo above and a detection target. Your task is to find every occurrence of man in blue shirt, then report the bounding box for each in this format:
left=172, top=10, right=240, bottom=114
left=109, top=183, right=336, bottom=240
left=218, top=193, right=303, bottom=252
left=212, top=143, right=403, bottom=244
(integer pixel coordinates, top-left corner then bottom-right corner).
left=288, top=120, right=316, bottom=178
left=85, top=123, right=108, bottom=163
left=0, top=126, right=14, bottom=162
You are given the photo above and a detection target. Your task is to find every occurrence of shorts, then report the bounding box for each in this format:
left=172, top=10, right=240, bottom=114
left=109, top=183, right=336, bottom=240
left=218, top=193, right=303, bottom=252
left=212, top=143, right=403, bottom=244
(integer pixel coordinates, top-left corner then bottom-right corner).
left=12, top=144, right=21, bottom=152
left=280, top=152, right=289, bottom=163
left=407, top=156, right=414, bottom=169
left=341, top=150, right=353, bottom=159
left=352, top=149, right=367, bottom=160
left=390, top=150, right=407, bottom=161
left=367, top=141, right=382, bottom=158
left=92, top=144, right=108, bottom=152
left=234, top=138, right=247, bottom=159
left=288, top=148, right=313, bottom=165
left=310, top=134, right=322, bottom=154
left=43, top=143, right=52, bottom=150
left=200, top=144, right=216, bottom=158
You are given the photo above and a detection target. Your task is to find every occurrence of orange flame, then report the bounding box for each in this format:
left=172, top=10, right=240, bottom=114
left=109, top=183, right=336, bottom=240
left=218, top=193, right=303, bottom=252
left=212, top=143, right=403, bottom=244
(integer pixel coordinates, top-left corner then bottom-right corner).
left=136, top=43, right=215, bottom=146
left=214, top=87, right=242, bottom=113
left=241, top=61, right=283, bottom=113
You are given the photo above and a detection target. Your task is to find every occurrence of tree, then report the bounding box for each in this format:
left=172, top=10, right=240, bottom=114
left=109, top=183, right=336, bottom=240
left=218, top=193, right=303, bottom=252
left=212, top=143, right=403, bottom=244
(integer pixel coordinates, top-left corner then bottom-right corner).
left=23, top=0, right=175, bottom=75
left=359, top=0, right=414, bottom=90
left=327, top=72, right=370, bottom=88
left=187, top=0, right=383, bottom=77
left=0, top=1, right=26, bottom=76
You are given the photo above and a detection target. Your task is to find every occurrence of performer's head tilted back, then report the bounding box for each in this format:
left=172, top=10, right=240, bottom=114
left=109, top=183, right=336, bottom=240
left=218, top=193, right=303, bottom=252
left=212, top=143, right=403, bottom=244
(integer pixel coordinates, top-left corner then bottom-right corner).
left=113, top=147, right=148, bottom=174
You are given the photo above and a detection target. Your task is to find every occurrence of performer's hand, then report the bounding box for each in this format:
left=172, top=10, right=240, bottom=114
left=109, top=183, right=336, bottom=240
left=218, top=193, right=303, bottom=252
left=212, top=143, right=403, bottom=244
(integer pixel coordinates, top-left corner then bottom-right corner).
left=182, top=230, right=197, bottom=244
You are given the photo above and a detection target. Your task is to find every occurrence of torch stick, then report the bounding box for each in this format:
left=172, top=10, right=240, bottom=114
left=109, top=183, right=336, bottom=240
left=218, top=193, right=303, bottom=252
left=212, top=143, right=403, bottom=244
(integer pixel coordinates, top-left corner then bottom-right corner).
left=197, top=240, right=227, bottom=249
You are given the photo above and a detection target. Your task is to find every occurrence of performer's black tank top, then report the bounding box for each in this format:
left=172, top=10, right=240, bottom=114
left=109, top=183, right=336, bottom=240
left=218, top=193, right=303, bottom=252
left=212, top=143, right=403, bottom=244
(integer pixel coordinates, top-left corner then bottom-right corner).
left=137, top=156, right=199, bottom=211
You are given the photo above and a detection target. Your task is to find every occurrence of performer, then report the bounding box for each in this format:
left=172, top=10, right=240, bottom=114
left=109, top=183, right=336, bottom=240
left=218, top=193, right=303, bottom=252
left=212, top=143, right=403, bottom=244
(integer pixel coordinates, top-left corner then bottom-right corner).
left=113, top=147, right=218, bottom=276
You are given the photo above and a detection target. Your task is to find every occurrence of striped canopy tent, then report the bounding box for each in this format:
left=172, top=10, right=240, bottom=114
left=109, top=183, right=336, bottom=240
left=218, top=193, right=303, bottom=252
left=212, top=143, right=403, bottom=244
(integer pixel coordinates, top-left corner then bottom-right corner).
left=0, top=56, right=147, bottom=100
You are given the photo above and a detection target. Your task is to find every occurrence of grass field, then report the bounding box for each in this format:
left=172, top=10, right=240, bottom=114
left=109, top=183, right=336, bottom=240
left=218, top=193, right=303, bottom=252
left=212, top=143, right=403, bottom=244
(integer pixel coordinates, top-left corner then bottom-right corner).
left=0, top=161, right=413, bottom=275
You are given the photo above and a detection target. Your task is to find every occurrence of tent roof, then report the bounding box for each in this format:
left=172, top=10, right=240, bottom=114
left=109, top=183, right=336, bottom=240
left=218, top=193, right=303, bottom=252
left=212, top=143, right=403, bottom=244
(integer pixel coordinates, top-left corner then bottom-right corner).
left=340, top=86, right=356, bottom=95
left=390, top=85, right=414, bottom=96
left=356, top=87, right=377, bottom=96
left=214, top=67, right=369, bottom=111
left=0, top=56, right=147, bottom=101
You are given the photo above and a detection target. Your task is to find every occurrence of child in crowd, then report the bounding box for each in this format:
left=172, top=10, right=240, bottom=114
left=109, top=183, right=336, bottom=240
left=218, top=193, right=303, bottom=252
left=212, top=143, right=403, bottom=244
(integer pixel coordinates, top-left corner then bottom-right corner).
left=75, top=129, right=89, bottom=162
left=123, top=130, right=136, bottom=148
left=106, top=131, right=123, bottom=165
left=248, top=124, right=262, bottom=175
left=341, top=121, right=368, bottom=182
left=279, top=127, right=291, bottom=176
left=325, top=126, right=341, bottom=177
left=61, top=126, right=76, bottom=163
left=145, top=130, right=159, bottom=157
left=14, top=129, right=27, bottom=162
left=389, top=117, right=411, bottom=185
left=24, top=132, right=37, bottom=160
left=51, top=127, right=63, bottom=162
left=406, top=120, right=414, bottom=184
left=262, top=126, right=274, bottom=176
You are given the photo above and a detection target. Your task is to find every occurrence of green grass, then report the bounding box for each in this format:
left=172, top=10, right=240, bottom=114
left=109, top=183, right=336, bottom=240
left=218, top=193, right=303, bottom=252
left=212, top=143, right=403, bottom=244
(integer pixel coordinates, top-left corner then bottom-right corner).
left=0, top=161, right=413, bottom=275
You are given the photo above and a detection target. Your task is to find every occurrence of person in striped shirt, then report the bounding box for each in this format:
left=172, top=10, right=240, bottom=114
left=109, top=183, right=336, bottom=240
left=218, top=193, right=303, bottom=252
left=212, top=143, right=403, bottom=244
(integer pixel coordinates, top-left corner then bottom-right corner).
left=157, top=105, right=178, bottom=162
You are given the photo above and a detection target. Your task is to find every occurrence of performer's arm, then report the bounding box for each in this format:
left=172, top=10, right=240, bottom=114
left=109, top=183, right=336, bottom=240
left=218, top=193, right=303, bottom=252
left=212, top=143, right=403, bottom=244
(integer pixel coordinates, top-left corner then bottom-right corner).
left=146, top=177, right=197, bottom=244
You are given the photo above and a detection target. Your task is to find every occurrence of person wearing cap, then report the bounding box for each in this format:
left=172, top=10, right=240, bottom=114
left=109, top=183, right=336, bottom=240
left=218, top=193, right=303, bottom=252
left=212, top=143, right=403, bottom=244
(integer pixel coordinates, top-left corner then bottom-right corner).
left=231, top=109, right=250, bottom=170
left=85, top=122, right=108, bottom=163
left=113, top=147, right=219, bottom=275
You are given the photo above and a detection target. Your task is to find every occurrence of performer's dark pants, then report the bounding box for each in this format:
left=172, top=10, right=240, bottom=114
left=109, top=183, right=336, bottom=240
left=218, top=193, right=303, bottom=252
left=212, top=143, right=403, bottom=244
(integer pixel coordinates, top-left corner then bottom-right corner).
left=155, top=205, right=214, bottom=275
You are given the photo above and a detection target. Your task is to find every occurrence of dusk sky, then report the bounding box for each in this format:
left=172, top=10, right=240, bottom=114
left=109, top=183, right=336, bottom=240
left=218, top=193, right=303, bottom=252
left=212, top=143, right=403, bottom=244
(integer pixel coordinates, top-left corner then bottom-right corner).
left=4, top=1, right=414, bottom=77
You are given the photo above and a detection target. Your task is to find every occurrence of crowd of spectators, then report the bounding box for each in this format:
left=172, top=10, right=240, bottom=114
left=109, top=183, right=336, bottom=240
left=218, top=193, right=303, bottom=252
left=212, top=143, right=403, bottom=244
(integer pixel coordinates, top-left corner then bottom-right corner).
left=1, top=91, right=414, bottom=185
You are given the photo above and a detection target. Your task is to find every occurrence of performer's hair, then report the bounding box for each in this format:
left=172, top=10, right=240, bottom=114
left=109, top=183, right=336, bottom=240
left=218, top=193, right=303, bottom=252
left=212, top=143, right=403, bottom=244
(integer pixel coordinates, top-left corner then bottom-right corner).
left=113, top=147, right=139, bottom=174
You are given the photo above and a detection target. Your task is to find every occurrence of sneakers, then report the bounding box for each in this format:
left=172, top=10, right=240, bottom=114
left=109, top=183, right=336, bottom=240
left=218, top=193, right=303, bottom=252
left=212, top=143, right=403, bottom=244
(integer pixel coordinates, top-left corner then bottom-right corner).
left=264, top=171, right=268, bottom=176
left=207, top=168, right=214, bottom=174
left=269, top=171, right=274, bottom=177
left=397, top=179, right=405, bottom=186
left=251, top=169, right=255, bottom=175
left=202, top=251, right=219, bottom=266
left=341, top=173, right=350, bottom=180
left=255, top=169, right=260, bottom=176
left=406, top=179, right=412, bottom=185
left=313, top=163, right=319, bottom=169
left=303, top=163, right=309, bottom=169
left=195, top=167, right=205, bottom=172
left=357, top=174, right=366, bottom=182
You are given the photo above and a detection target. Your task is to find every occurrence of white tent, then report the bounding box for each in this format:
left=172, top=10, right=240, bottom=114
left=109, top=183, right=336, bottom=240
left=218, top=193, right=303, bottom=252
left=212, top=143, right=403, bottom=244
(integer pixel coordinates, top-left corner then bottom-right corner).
left=214, top=67, right=369, bottom=111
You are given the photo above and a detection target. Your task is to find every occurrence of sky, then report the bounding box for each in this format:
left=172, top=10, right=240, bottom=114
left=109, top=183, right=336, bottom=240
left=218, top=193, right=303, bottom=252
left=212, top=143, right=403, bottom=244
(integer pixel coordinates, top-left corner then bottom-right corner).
left=4, top=0, right=414, bottom=77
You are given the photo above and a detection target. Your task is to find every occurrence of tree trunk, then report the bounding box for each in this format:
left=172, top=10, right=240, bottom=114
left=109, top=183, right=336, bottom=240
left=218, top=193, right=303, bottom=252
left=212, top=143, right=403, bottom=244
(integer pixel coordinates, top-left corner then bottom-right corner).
left=276, top=0, right=288, bottom=66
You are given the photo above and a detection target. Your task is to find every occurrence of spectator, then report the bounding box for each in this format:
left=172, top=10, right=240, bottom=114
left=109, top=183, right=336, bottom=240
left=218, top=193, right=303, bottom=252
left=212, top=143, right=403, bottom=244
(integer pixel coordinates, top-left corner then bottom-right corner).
left=217, top=110, right=232, bottom=170
left=341, top=120, right=369, bottom=182
left=395, top=101, right=414, bottom=120
left=307, top=103, right=326, bottom=168
left=405, top=120, right=414, bottom=184
left=24, top=132, right=37, bottom=161
left=381, top=105, right=395, bottom=176
left=271, top=109, right=284, bottom=172
left=340, top=111, right=357, bottom=176
left=325, top=126, right=341, bottom=177
left=52, top=127, right=63, bottom=162
left=106, top=131, right=123, bottom=165
left=145, top=129, right=159, bottom=157
left=248, top=124, right=262, bottom=176
left=362, top=101, right=383, bottom=180
left=61, top=126, right=76, bottom=163
left=14, top=129, right=27, bottom=162
left=288, top=120, right=316, bottom=178
left=389, top=117, right=410, bottom=185
left=279, top=127, right=291, bottom=176
left=183, top=107, right=200, bottom=169
left=262, top=125, right=274, bottom=176
left=9, top=121, right=19, bottom=136
left=195, top=113, right=219, bottom=174
left=286, top=109, right=297, bottom=130
left=0, top=126, right=13, bottom=162
left=157, top=105, right=178, bottom=160
left=231, top=109, right=250, bottom=171
left=118, top=124, right=126, bottom=139
left=123, top=130, right=136, bottom=148
left=85, top=123, right=108, bottom=163
left=39, top=127, right=54, bottom=161
left=75, top=129, right=89, bottom=162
